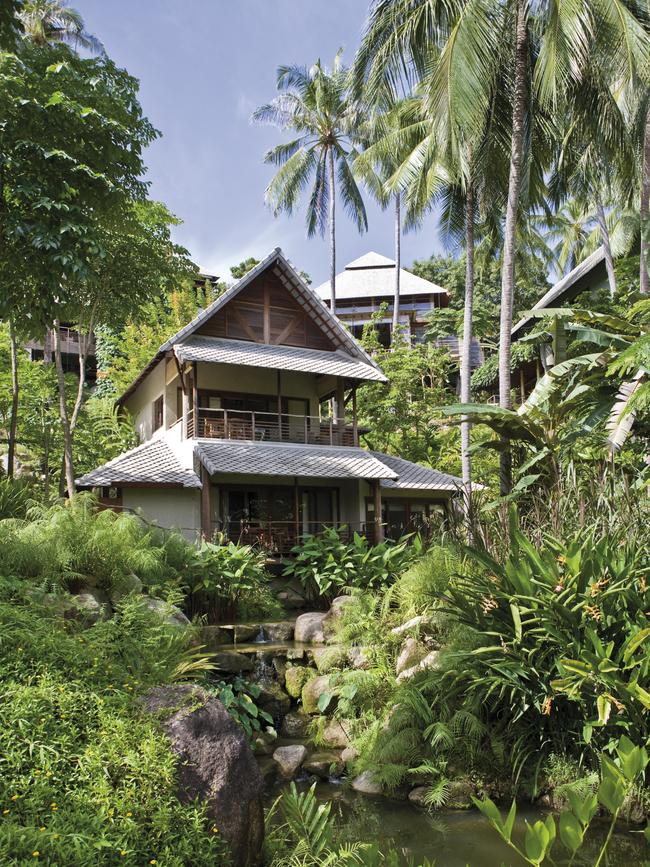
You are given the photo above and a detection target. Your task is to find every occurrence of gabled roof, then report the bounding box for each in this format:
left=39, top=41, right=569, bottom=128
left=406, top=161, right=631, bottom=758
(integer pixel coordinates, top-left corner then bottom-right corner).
left=372, top=451, right=463, bottom=492
left=511, top=247, right=607, bottom=339
left=76, top=439, right=202, bottom=489
left=118, top=248, right=384, bottom=404
left=315, top=251, right=447, bottom=301
left=195, top=440, right=398, bottom=480
left=174, top=335, right=386, bottom=382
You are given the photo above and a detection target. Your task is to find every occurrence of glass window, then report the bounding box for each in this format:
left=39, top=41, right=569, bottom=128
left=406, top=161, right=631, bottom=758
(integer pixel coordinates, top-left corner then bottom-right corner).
left=152, top=395, right=164, bottom=431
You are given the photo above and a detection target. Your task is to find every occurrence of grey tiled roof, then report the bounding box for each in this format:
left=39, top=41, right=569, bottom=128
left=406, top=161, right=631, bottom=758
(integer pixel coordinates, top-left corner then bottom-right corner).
left=512, top=247, right=606, bottom=339
left=195, top=440, right=398, bottom=480
left=76, top=439, right=202, bottom=489
left=174, top=335, right=386, bottom=382
left=371, top=451, right=463, bottom=492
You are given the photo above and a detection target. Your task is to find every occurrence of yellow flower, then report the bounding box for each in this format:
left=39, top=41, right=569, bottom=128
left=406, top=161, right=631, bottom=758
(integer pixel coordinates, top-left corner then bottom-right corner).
left=120, top=851, right=127, bottom=857
left=125, top=812, right=132, bottom=817
left=10, top=795, right=18, bottom=801
left=32, top=853, right=39, bottom=858
left=39, top=827, right=45, bottom=832
left=2, top=809, right=9, bottom=815
left=150, top=861, right=157, bottom=865
left=50, top=803, right=57, bottom=808
left=212, top=826, right=219, bottom=833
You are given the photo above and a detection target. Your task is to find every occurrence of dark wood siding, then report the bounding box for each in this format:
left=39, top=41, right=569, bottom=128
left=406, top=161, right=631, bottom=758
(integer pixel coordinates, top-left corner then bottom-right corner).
left=197, top=273, right=335, bottom=351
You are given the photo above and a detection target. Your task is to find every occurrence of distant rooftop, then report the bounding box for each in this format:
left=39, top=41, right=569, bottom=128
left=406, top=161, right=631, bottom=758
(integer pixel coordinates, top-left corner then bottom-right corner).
left=315, top=251, right=447, bottom=301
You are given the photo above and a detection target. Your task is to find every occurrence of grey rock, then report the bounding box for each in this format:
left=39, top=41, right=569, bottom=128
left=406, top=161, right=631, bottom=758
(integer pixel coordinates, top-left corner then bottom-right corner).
left=142, top=685, right=264, bottom=867
left=233, top=623, right=260, bottom=643
left=351, top=771, right=383, bottom=795
left=446, top=779, right=476, bottom=808
left=212, top=650, right=254, bottom=674
left=143, top=597, right=190, bottom=628
left=395, top=638, right=428, bottom=677
left=312, top=646, right=347, bottom=673
left=341, top=746, right=359, bottom=764
left=263, top=621, right=295, bottom=641
left=286, top=648, right=306, bottom=662
left=301, top=675, right=334, bottom=714
left=408, top=786, right=429, bottom=807
left=396, top=650, right=441, bottom=684
left=197, top=625, right=233, bottom=649
left=322, top=595, right=355, bottom=638
left=294, top=612, right=327, bottom=644
left=276, top=589, right=306, bottom=609
left=256, top=682, right=291, bottom=718
left=321, top=719, right=351, bottom=749
left=390, top=615, right=437, bottom=637
left=347, top=646, right=371, bottom=670
left=67, top=590, right=109, bottom=625
left=273, top=745, right=308, bottom=780
left=256, top=756, right=277, bottom=789
left=107, top=573, right=143, bottom=604
left=281, top=711, right=311, bottom=739
left=304, top=751, right=343, bottom=779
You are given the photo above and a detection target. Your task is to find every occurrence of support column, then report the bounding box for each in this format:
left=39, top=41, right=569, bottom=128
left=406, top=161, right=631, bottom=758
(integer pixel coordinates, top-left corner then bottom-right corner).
left=293, top=478, right=300, bottom=546
left=373, top=480, right=384, bottom=543
left=200, top=465, right=212, bottom=540
left=336, top=378, right=346, bottom=445
left=352, top=386, right=358, bottom=446
left=192, top=361, right=199, bottom=437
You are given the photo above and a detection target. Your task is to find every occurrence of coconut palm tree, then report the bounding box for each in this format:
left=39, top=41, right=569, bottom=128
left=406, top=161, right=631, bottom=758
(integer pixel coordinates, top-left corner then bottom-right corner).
left=354, top=0, right=650, bottom=493
left=252, top=52, right=367, bottom=316
left=19, top=0, right=103, bottom=53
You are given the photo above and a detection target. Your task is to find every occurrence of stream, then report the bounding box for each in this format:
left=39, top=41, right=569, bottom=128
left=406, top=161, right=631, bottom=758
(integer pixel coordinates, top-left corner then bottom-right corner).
left=265, top=779, right=649, bottom=866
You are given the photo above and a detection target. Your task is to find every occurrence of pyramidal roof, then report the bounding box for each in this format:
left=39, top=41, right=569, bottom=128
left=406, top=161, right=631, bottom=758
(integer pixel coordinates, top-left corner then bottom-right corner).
left=315, top=251, right=447, bottom=300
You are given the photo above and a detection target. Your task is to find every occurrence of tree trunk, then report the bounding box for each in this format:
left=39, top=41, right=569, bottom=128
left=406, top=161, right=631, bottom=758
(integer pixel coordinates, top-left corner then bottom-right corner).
left=461, top=185, right=475, bottom=526
left=53, top=319, right=76, bottom=498
left=641, top=105, right=650, bottom=295
left=498, top=0, right=527, bottom=496
left=392, top=192, right=401, bottom=343
left=328, top=145, right=337, bottom=316
left=595, top=194, right=617, bottom=297
left=7, top=320, right=19, bottom=478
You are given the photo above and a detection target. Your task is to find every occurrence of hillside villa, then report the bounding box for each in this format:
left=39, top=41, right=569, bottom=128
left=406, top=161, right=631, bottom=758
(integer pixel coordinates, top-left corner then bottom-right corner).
left=77, top=248, right=464, bottom=552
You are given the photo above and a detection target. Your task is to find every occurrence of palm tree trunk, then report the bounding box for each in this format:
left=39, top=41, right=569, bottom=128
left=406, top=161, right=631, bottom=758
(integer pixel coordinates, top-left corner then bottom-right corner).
left=392, top=193, right=401, bottom=343
left=595, top=194, right=617, bottom=297
left=7, top=320, right=19, bottom=478
left=641, top=105, right=650, bottom=295
left=328, top=146, right=337, bottom=316
left=53, top=319, right=76, bottom=498
left=461, top=184, right=475, bottom=526
left=498, top=0, right=527, bottom=496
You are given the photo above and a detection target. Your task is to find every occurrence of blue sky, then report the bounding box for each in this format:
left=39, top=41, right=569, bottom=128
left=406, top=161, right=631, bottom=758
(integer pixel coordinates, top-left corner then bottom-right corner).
left=75, top=0, right=445, bottom=286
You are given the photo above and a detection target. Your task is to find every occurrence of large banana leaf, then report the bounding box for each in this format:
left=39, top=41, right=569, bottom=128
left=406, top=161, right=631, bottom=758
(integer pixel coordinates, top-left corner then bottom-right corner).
left=606, top=370, right=648, bottom=453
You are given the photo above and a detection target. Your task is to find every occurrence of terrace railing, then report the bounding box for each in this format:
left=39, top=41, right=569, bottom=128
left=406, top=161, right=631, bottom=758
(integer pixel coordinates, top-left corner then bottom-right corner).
left=214, top=520, right=371, bottom=556
left=187, top=408, right=357, bottom=446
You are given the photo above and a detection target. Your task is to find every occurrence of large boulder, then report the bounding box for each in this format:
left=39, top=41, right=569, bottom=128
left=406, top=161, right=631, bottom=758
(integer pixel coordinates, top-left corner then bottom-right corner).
left=197, top=625, right=233, bottom=649
left=408, top=786, right=429, bottom=807
left=264, top=621, right=295, bottom=641
left=320, top=719, right=351, bottom=749
left=107, top=573, right=143, bottom=604
left=273, top=745, right=308, bottom=780
left=294, top=612, right=327, bottom=644
left=395, top=638, right=428, bottom=677
left=233, top=623, right=260, bottom=643
left=347, top=646, right=371, bottom=670
left=322, top=595, right=354, bottom=639
left=142, top=597, right=191, bottom=628
left=301, top=675, right=335, bottom=715
left=143, top=685, right=264, bottom=867
left=390, top=615, right=437, bottom=637
left=68, top=590, right=111, bottom=625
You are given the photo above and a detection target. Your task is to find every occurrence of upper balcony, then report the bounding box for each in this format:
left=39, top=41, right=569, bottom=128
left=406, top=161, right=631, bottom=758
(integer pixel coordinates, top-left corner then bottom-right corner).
left=187, top=407, right=358, bottom=447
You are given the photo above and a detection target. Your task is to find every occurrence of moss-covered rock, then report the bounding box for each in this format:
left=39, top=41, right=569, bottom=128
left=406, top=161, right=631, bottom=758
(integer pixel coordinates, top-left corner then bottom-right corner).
left=285, top=665, right=313, bottom=699
left=312, top=645, right=347, bottom=673
left=301, top=674, right=335, bottom=714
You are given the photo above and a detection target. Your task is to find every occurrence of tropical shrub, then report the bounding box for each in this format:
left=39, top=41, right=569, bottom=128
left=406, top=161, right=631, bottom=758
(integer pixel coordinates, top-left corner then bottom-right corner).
left=476, top=736, right=650, bottom=866
left=425, top=518, right=650, bottom=784
left=181, top=538, right=278, bottom=623
left=0, top=580, right=229, bottom=866
left=284, top=528, right=419, bottom=601
left=209, top=677, right=274, bottom=742
left=0, top=476, right=34, bottom=519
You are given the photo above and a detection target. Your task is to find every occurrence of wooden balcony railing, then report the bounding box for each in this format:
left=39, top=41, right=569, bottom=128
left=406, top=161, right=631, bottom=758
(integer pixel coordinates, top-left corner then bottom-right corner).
left=187, top=408, right=357, bottom=446
left=216, top=520, right=370, bottom=555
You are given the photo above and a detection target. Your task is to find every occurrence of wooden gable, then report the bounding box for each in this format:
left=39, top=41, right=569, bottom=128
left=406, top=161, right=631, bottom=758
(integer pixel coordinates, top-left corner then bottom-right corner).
left=196, top=271, right=336, bottom=351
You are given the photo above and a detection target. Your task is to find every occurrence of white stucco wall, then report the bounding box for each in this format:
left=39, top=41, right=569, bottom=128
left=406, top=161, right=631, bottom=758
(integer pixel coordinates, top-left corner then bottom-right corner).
left=197, top=363, right=324, bottom=416
left=121, top=487, right=201, bottom=541
left=124, top=361, right=166, bottom=443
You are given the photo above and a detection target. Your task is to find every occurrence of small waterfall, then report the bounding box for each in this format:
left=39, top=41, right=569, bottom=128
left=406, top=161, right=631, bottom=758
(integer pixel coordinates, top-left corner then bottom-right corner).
left=252, top=654, right=274, bottom=682
left=254, top=625, right=268, bottom=643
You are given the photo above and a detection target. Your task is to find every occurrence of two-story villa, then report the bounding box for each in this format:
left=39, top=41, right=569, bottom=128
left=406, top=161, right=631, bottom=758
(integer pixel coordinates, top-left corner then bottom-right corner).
left=77, top=249, right=464, bottom=552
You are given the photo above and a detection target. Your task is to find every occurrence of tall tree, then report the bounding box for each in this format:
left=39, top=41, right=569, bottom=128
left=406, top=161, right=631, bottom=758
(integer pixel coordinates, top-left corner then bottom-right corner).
left=18, top=0, right=103, bottom=53
left=354, top=0, right=650, bottom=494
left=252, top=51, right=367, bottom=315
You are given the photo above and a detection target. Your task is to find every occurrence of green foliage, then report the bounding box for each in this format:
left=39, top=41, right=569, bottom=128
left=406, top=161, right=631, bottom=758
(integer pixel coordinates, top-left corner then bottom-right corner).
left=182, top=537, right=278, bottom=623
left=0, top=476, right=34, bottom=519
left=284, top=528, right=417, bottom=600
left=209, top=677, right=274, bottom=742
left=0, top=583, right=229, bottom=865
left=0, top=496, right=173, bottom=595
left=476, top=736, right=649, bottom=866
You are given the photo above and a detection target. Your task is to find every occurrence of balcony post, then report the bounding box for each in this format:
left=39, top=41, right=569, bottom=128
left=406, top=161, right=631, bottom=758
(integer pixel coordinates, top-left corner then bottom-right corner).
left=352, top=385, right=358, bottom=446
left=336, top=378, right=345, bottom=445
left=373, top=480, right=384, bottom=542
left=200, top=464, right=211, bottom=541
left=192, top=361, right=199, bottom=438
